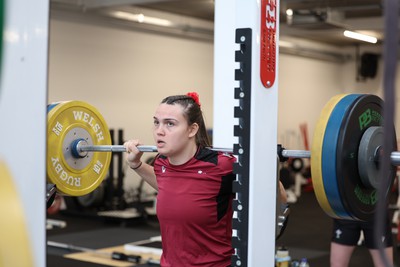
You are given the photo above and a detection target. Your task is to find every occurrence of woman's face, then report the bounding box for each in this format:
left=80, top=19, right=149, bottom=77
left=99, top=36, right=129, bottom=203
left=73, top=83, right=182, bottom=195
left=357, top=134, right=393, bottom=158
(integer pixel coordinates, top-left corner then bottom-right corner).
left=153, top=103, right=197, bottom=158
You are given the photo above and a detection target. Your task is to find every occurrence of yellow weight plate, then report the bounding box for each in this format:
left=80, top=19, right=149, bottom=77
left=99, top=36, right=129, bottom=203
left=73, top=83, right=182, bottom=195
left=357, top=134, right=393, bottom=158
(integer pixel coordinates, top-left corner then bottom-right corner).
left=311, top=94, right=347, bottom=219
left=0, top=160, right=34, bottom=266
left=47, top=101, right=112, bottom=196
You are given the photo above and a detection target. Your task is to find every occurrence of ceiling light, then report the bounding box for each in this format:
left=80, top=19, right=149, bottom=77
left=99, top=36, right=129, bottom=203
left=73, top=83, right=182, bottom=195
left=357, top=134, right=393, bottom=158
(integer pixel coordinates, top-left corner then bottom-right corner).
left=343, top=30, right=377, bottom=44
left=286, top=9, right=293, bottom=16
left=112, top=11, right=172, bottom=27
left=137, top=14, right=144, bottom=23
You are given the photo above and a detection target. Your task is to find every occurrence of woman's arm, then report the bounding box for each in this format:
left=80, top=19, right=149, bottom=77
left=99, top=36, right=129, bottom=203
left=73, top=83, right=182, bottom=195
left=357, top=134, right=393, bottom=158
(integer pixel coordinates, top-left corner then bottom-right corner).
left=130, top=162, right=158, bottom=190
left=124, top=139, right=158, bottom=191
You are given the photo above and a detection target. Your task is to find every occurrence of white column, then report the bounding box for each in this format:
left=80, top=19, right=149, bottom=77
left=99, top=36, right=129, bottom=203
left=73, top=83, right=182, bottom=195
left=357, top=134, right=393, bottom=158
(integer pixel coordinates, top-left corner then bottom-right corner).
left=0, top=0, right=49, bottom=266
left=214, top=0, right=279, bottom=266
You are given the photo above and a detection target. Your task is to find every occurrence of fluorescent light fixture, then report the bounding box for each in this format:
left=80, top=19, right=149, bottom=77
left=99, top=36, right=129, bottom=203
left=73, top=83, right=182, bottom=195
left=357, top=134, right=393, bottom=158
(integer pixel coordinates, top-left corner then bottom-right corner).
left=113, top=11, right=172, bottom=27
left=343, top=30, right=377, bottom=44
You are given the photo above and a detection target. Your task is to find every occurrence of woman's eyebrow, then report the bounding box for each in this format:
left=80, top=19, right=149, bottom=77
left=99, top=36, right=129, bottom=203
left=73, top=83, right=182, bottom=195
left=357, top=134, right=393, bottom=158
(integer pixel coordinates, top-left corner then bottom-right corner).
left=153, top=116, right=178, bottom=122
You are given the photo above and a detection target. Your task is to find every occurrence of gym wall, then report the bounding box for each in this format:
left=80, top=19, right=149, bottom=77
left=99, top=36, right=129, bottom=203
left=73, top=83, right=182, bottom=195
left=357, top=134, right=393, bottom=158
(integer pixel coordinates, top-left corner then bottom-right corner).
left=278, top=53, right=343, bottom=147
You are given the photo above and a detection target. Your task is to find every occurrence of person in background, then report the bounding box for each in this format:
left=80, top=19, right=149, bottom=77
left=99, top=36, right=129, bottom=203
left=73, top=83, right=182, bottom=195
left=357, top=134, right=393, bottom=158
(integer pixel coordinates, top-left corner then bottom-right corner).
left=125, top=92, right=288, bottom=267
left=330, top=217, right=393, bottom=267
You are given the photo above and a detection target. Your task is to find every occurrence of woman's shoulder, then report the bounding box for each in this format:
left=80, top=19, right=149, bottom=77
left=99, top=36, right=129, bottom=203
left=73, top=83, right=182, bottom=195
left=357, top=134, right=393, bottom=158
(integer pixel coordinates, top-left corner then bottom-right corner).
left=217, top=151, right=237, bottom=167
left=199, top=147, right=236, bottom=167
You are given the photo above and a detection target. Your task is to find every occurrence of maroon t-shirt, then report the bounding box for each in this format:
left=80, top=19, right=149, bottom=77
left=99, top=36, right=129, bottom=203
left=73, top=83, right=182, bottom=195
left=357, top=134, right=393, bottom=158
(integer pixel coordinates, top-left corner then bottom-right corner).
left=154, top=147, right=236, bottom=267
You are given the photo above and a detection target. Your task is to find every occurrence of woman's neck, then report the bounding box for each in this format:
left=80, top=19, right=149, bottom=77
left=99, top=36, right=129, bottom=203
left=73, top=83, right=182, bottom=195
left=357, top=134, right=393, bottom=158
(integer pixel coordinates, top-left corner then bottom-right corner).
left=168, top=142, right=198, bottom=165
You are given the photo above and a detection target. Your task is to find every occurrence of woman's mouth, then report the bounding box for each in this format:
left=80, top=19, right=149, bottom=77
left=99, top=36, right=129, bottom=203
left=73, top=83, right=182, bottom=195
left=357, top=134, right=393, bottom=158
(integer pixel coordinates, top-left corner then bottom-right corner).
left=157, top=140, right=165, bottom=148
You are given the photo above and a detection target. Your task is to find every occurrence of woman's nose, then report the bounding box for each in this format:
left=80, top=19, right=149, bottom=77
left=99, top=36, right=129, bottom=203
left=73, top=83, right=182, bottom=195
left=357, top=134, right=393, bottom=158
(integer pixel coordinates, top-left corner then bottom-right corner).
left=155, top=124, right=165, bottom=135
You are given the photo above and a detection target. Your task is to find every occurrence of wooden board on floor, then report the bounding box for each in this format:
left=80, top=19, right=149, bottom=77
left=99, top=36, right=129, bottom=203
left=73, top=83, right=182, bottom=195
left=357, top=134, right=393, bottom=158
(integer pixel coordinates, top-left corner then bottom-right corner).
left=64, top=245, right=160, bottom=266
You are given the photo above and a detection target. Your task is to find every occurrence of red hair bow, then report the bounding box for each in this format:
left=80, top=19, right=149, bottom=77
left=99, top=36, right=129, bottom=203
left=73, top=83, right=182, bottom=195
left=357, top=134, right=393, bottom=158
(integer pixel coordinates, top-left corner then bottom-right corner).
left=187, top=92, right=201, bottom=107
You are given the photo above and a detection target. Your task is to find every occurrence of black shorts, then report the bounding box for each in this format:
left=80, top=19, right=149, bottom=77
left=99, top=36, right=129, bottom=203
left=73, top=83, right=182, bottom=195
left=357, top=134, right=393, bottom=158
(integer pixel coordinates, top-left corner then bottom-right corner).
left=331, top=217, right=393, bottom=249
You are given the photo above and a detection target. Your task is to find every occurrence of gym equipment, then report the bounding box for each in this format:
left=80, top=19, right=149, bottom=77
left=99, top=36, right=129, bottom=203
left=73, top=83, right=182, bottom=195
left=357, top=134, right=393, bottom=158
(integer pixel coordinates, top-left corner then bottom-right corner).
left=47, top=101, right=112, bottom=196
left=47, top=93, right=397, bottom=221
left=311, top=94, right=396, bottom=221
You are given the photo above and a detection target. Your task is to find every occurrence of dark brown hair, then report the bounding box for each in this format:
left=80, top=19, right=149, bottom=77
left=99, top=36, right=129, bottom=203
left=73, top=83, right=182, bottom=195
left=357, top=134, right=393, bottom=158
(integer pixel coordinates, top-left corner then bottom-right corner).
left=161, top=95, right=211, bottom=147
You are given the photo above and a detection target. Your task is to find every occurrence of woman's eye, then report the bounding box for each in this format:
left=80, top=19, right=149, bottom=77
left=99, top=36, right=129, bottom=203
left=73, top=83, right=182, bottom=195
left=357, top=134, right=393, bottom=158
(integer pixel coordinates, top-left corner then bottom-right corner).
left=153, top=120, right=159, bottom=126
left=167, top=122, right=174, bottom=127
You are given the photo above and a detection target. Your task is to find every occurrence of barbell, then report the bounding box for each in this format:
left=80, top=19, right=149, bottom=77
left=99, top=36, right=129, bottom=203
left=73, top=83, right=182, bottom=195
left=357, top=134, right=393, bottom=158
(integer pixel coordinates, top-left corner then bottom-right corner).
left=47, top=93, right=397, bottom=221
left=74, top=141, right=400, bottom=165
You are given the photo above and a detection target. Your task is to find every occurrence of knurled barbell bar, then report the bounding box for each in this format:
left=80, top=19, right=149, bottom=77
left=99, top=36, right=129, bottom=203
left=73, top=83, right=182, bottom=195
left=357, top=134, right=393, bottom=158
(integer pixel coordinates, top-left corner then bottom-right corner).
left=72, top=141, right=400, bottom=166
left=47, top=93, right=397, bottom=221
left=72, top=139, right=309, bottom=157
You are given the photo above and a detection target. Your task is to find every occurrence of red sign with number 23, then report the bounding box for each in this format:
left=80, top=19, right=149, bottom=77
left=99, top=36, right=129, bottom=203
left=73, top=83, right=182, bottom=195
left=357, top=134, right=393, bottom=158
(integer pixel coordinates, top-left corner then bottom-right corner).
left=260, top=0, right=277, bottom=89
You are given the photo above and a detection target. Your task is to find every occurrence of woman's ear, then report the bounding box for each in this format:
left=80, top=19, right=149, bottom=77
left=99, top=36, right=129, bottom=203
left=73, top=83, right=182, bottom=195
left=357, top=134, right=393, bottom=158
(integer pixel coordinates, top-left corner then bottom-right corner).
left=188, top=123, right=199, bottom=138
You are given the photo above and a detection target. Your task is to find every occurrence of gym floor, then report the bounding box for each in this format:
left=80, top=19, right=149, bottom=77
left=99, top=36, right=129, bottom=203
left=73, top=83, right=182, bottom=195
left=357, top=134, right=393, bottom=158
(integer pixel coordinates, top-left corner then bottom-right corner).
left=47, top=191, right=400, bottom=267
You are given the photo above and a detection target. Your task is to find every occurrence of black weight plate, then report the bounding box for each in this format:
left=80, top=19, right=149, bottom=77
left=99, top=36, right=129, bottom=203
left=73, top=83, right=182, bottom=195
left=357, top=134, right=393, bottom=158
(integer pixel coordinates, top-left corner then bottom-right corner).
left=336, top=94, right=397, bottom=221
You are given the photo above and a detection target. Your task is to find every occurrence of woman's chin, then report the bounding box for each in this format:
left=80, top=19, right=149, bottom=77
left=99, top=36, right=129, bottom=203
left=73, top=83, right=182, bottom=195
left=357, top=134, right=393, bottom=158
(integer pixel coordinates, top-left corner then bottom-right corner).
left=157, top=147, right=168, bottom=156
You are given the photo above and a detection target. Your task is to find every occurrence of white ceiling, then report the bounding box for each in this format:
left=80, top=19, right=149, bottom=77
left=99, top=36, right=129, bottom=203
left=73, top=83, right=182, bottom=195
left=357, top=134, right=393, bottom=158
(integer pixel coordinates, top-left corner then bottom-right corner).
left=50, top=0, right=392, bottom=47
